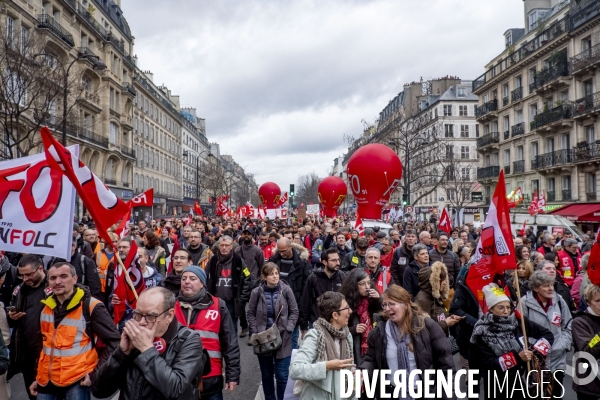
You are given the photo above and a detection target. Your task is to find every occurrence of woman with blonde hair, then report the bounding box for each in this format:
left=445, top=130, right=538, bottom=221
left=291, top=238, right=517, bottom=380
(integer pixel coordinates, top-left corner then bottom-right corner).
left=359, top=284, right=455, bottom=399
left=452, top=239, right=464, bottom=254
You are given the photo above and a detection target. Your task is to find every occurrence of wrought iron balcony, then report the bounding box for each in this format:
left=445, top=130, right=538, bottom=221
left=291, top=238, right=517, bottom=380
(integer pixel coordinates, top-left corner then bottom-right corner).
left=477, top=166, right=500, bottom=180
left=588, top=192, right=597, bottom=201
left=513, top=160, right=525, bottom=174
left=47, top=122, right=108, bottom=148
left=476, top=132, right=500, bottom=148
left=504, top=131, right=510, bottom=140
left=123, top=182, right=130, bottom=188
left=547, top=191, right=556, bottom=202
left=37, top=15, right=75, bottom=47
left=74, top=2, right=108, bottom=38
left=572, top=142, right=600, bottom=163
left=503, top=96, right=509, bottom=107
left=105, top=179, right=117, bottom=185
left=511, top=87, right=523, bottom=102
left=562, top=189, right=572, bottom=201
left=504, top=165, right=511, bottom=175
left=534, top=149, right=573, bottom=169
left=511, top=122, right=525, bottom=137
left=122, top=82, right=137, bottom=96
left=532, top=104, right=572, bottom=130
left=571, top=91, right=600, bottom=118
left=570, top=42, right=600, bottom=74
left=530, top=60, right=569, bottom=91
left=475, top=99, right=498, bottom=118
left=571, top=0, right=600, bottom=30
left=121, top=145, right=136, bottom=159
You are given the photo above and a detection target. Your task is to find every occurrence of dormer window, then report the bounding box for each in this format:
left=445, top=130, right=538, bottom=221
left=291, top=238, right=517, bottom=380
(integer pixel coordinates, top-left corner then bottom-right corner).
left=528, top=9, right=550, bottom=32
left=457, top=87, right=466, bottom=98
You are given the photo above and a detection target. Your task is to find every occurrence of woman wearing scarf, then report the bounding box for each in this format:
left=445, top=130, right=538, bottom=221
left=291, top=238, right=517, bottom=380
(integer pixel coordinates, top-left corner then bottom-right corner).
left=247, top=263, right=298, bottom=400
left=289, top=291, right=356, bottom=400
left=572, top=283, right=600, bottom=400
left=359, top=284, right=455, bottom=399
left=339, top=269, right=383, bottom=364
left=471, top=283, right=554, bottom=400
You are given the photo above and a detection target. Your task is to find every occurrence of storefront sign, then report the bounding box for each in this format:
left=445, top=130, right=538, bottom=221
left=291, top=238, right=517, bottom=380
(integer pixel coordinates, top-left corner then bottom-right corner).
left=122, top=191, right=133, bottom=199
left=471, top=192, right=483, bottom=202
left=463, top=208, right=480, bottom=214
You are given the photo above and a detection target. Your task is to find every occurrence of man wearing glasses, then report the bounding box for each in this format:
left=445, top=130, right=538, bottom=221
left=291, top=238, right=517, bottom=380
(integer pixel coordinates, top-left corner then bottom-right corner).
left=92, top=287, right=206, bottom=400
left=8, top=254, right=48, bottom=399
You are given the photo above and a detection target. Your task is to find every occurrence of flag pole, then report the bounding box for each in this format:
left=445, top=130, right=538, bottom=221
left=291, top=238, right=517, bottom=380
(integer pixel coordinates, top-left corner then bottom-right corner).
left=513, top=268, right=529, bottom=373
left=114, top=251, right=139, bottom=300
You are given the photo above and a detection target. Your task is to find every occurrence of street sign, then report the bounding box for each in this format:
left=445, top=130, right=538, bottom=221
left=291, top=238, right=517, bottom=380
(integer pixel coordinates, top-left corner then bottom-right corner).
left=471, top=192, right=483, bottom=202
left=405, top=205, right=414, bottom=214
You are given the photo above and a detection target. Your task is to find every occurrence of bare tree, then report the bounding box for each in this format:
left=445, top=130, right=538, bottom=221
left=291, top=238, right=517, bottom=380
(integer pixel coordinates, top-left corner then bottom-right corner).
left=438, top=155, right=479, bottom=224
left=199, top=161, right=228, bottom=203
left=295, top=172, right=321, bottom=205
left=0, top=24, right=92, bottom=159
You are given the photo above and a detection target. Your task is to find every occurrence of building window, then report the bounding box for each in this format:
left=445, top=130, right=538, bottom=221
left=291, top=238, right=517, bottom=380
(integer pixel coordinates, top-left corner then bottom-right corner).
left=504, top=149, right=510, bottom=167
left=586, top=173, right=596, bottom=195
left=586, top=126, right=595, bottom=143
left=461, top=168, right=470, bottom=180
left=461, top=146, right=470, bottom=159
left=444, top=124, right=454, bottom=137
left=460, top=125, right=469, bottom=138
left=475, top=124, right=479, bottom=137
left=457, top=87, right=466, bottom=98
left=528, top=9, right=550, bottom=32
left=109, top=122, right=118, bottom=144
left=443, top=105, right=452, bottom=116
left=505, top=32, right=512, bottom=47
left=459, top=105, right=467, bottom=116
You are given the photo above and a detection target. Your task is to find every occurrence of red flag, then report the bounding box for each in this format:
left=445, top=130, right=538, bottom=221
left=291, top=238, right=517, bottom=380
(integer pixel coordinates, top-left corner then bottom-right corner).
left=167, top=238, right=181, bottom=274
left=587, top=227, right=600, bottom=285
left=245, top=202, right=255, bottom=217
left=41, top=127, right=129, bottom=249
left=528, top=191, right=539, bottom=216
left=279, top=192, right=289, bottom=206
left=300, top=202, right=305, bottom=208
left=518, top=220, right=526, bottom=237
left=113, top=240, right=145, bottom=323
left=438, top=208, right=452, bottom=234
left=236, top=206, right=243, bottom=220
left=130, top=188, right=153, bottom=207
left=354, top=214, right=365, bottom=237
left=466, top=170, right=516, bottom=313
left=194, top=200, right=203, bottom=215
left=538, top=190, right=546, bottom=213
left=114, top=209, right=131, bottom=238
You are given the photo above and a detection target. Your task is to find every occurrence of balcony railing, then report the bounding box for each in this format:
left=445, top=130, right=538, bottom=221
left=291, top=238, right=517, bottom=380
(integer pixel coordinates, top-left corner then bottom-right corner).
left=548, top=191, right=556, bottom=202
left=511, top=122, right=525, bottom=137
left=571, top=0, right=600, bottom=30
left=475, top=99, right=498, bottom=118
left=122, top=82, right=137, bottom=96
left=562, top=189, right=572, bottom=201
left=504, top=165, right=511, bottom=175
left=571, top=91, right=600, bottom=118
left=588, top=192, right=597, bottom=201
left=83, top=90, right=100, bottom=105
left=503, top=96, right=509, bottom=107
left=511, top=87, right=523, bottom=102
left=573, top=142, right=600, bottom=162
left=530, top=60, right=569, bottom=91
left=570, top=42, right=600, bottom=73
left=123, top=182, right=130, bottom=188
left=74, top=1, right=108, bottom=38
left=477, top=166, right=500, bottom=180
left=513, top=160, right=525, bottom=174
left=121, top=145, right=136, bottom=158
left=472, top=16, right=570, bottom=92
left=47, top=122, right=108, bottom=148
left=476, top=132, right=500, bottom=148
left=105, top=179, right=117, bottom=185
left=534, top=149, right=573, bottom=169
left=503, top=130, right=510, bottom=140
left=532, top=104, right=572, bottom=129
left=37, top=15, right=75, bottom=47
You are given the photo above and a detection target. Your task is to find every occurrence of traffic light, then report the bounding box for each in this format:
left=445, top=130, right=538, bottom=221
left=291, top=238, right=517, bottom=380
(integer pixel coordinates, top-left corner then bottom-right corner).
left=402, top=194, right=408, bottom=206
left=290, top=184, right=295, bottom=196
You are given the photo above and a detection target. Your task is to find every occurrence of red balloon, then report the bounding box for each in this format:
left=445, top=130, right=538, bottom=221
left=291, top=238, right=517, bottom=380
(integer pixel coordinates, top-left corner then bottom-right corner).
left=258, top=182, right=281, bottom=209
left=346, top=144, right=403, bottom=220
left=318, top=176, right=347, bottom=218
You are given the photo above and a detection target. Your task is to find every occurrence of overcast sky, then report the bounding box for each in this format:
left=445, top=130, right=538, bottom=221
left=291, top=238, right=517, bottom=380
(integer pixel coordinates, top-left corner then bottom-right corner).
left=121, top=0, right=524, bottom=191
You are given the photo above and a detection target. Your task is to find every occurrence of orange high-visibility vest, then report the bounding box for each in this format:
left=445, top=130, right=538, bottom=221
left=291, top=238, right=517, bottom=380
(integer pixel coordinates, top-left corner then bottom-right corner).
left=37, top=290, right=100, bottom=387
left=96, top=250, right=113, bottom=292
left=175, top=299, right=222, bottom=378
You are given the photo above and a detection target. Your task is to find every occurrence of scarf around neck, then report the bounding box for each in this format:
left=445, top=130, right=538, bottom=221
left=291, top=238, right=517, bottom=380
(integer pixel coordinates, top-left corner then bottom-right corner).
left=356, top=297, right=372, bottom=355
left=470, top=312, right=521, bottom=356
left=312, top=318, right=352, bottom=367
left=386, top=321, right=414, bottom=400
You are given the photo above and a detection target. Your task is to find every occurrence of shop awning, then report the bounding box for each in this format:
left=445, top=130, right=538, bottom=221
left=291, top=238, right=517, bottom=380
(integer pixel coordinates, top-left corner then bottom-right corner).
left=549, top=203, right=600, bottom=223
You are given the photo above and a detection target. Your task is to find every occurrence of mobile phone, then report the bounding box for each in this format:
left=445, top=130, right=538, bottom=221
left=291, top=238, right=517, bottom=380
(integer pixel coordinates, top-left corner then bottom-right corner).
left=6, top=306, right=17, bottom=313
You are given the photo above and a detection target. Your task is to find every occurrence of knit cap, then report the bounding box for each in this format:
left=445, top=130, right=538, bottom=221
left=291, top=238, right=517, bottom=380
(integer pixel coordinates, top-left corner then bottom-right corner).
left=483, top=283, right=510, bottom=310
left=183, top=265, right=206, bottom=286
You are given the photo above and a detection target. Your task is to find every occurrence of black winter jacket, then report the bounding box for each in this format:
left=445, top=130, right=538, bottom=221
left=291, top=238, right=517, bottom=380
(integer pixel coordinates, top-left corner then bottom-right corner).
left=269, top=248, right=312, bottom=305
left=555, top=274, right=576, bottom=313
left=92, top=320, right=206, bottom=400
left=403, top=260, right=429, bottom=300
left=572, top=311, right=600, bottom=396
left=160, top=271, right=182, bottom=297
left=449, top=274, right=481, bottom=361
left=390, top=243, right=414, bottom=286
left=359, top=318, right=456, bottom=399
left=205, top=253, right=251, bottom=318
left=428, top=248, right=460, bottom=288
left=299, top=269, right=346, bottom=330
left=347, top=296, right=382, bottom=365
left=177, top=292, right=240, bottom=395
left=341, top=250, right=366, bottom=272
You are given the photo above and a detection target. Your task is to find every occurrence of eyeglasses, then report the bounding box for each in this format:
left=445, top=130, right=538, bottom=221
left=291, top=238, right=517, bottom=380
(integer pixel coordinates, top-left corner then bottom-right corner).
left=18, top=266, right=40, bottom=279
left=382, top=302, right=400, bottom=309
left=493, top=305, right=513, bottom=312
left=358, top=281, right=371, bottom=287
left=337, top=306, right=351, bottom=313
left=132, top=309, right=170, bottom=323
left=173, top=256, right=189, bottom=261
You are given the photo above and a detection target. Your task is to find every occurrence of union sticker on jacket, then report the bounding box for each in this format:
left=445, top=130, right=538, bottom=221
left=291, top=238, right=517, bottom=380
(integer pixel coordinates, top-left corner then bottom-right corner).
left=551, top=312, right=561, bottom=327
left=399, top=257, right=407, bottom=265
left=437, top=313, right=446, bottom=321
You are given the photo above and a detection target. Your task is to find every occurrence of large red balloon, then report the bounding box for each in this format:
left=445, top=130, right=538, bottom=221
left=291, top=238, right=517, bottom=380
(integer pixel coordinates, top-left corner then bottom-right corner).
left=258, top=182, right=281, bottom=209
left=346, top=144, right=403, bottom=220
left=318, top=176, right=347, bottom=218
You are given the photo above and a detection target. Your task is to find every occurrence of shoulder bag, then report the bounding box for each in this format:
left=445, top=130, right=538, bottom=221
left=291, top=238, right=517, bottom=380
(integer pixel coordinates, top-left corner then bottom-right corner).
left=250, top=303, right=284, bottom=355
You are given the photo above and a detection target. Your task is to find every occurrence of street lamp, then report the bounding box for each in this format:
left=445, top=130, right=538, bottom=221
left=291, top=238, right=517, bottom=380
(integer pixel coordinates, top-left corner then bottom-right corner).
left=183, top=149, right=213, bottom=204
left=36, top=50, right=106, bottom=145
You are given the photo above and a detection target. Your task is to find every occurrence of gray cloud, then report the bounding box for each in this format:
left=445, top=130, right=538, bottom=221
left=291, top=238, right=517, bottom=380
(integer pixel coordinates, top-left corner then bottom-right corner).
left=121, top=0, right=523, bottom=189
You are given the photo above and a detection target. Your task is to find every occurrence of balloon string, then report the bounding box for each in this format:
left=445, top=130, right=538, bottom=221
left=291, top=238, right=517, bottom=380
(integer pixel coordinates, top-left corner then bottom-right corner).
left=384, top=171, right=390, bottom=194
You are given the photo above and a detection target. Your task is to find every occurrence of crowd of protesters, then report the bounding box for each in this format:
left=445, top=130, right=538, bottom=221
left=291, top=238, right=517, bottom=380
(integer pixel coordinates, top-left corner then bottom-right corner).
left=0, top=211, right=597, bottom=400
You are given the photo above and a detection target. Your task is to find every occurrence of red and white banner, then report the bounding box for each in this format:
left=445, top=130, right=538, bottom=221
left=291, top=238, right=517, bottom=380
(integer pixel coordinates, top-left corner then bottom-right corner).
left=0, top=144, right=77, bottom=259
left=41, top=127, right=129, bottom=249
left=355, top=214, right=365, bottom=237
left=438, top=208, right=452, bottom=234
left=279, top=192, right=289, bottom=206
left=467, top=170, right=516, bottom=313
left=130, top=188, right=153, bottom=207
left=113, top=239, right=146, bottom=323
left=528, top=191, right=539, bottom=216
left=507, top=187, right=523, bottom=208
left=194, top=200, right=203, bottom=216
left=114, top=209, right=131, bottom=238
left=538, top=190, right=547, bottom=213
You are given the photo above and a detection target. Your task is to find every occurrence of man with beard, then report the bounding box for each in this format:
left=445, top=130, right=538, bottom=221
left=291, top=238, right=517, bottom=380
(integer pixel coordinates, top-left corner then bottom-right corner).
left=391, top=229, right=417, bottom=287
left=258, top=231, right=276, bottom=262
left=83, top=229, right=102, bottom=258
left=186, top=230, right=212, bottom=270
left=161, top=249, right=193, bottom=296
left=179, top=226, right=192, bottom=249
left=234, top=227, right=264, bottom=339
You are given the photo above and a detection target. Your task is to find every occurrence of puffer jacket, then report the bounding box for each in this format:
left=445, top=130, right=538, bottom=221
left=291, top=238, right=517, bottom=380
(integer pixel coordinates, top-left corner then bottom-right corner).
left=92, top=320, right=207, bottom=400
left=299, top=269, right=346, bottom=330
left=520, top=291, right=572, bottom=371
left=269, top=243, right=312, bottom=305
left=572, top=310, right=600, bottom=396
left=390, top=243, right=414, bottom=287
left=341, top=250, right=366, bottom=272
left=146, top=245, right=167, bottom=276
left=359, top=318, right=456, bottom=399
left=428, top=248, right=460, bottom=288
left=247, top=281, right=298, bottom=359
left=403, top=259, right=430, bottom=300
left=449, top=271, right=483, bottom=362
left=414, top=262, right=450, bottom=335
